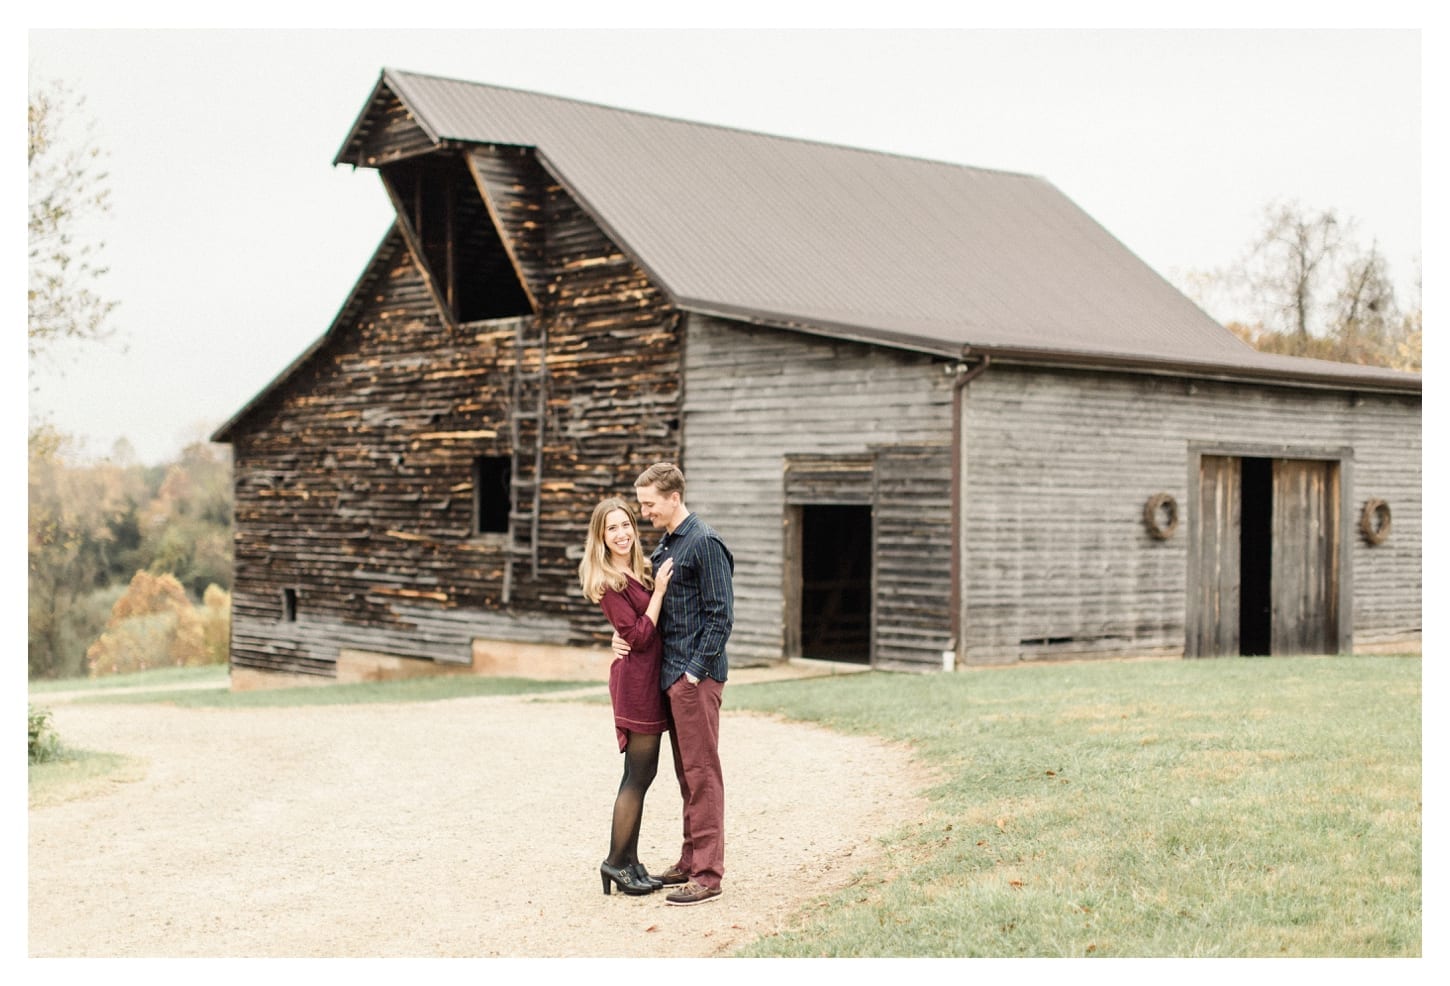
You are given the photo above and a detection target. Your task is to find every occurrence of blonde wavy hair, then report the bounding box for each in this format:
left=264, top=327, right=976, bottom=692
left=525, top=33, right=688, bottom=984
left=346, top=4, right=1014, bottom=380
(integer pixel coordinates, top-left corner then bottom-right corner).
left=578, top=497, right=654, bottom=603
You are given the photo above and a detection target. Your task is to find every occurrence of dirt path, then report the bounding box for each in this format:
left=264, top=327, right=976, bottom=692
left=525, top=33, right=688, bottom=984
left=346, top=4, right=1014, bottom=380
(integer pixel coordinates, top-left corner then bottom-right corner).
left=28, top=680, right=930, bottom=958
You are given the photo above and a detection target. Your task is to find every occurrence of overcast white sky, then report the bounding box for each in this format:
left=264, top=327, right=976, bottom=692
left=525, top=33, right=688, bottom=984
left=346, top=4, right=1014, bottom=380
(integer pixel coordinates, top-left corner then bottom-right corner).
left=22, top=23, right=1429, bottom=466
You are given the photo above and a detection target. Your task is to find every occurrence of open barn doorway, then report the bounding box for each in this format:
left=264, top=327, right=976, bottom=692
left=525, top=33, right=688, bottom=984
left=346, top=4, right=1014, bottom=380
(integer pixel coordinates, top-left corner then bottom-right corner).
left=791, top=504, right=873, bottom=664
left=1238, top=456, right=1274, bottom=656
left=1188, top=450, right=1346, bottom=657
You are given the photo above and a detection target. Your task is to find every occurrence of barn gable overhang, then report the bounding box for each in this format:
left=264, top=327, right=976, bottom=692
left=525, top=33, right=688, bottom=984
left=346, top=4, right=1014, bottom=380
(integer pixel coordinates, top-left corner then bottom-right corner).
left=335, top=74, right=448, bottom=169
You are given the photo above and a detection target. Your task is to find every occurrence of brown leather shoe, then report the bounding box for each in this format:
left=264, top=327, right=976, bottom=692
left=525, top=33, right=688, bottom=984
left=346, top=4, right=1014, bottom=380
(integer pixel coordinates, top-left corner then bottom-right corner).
left=653, top=865, right=689, bottom=886
left=666, top=881, right=722, bottom=906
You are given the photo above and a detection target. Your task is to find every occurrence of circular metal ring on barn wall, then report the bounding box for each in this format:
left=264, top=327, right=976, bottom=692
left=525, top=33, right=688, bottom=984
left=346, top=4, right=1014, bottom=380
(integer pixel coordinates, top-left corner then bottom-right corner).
left=1143, top=492, right=1178, bottom=540
left=1360, top=498, right=1392, bottom=545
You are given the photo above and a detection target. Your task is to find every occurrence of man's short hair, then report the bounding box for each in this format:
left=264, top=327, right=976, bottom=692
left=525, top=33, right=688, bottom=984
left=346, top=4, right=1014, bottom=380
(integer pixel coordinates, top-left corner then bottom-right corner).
left=635, top=462, right=685, bottom=498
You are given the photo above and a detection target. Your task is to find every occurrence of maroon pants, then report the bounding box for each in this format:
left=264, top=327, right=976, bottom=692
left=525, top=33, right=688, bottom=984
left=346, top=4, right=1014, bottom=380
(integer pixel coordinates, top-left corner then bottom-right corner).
left=665, top=675, right=725, bottom=889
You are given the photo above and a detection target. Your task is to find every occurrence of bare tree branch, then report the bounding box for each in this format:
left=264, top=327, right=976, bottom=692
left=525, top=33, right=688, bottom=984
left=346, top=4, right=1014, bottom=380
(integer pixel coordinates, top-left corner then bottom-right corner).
left=28, top=77, right=119, bottom=367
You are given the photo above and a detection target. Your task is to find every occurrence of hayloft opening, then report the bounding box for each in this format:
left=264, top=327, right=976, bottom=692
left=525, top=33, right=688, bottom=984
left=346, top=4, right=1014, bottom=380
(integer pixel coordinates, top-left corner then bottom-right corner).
left=382, top=154, right=532, bottom=324
left=798, top=505, right=872, bottom=663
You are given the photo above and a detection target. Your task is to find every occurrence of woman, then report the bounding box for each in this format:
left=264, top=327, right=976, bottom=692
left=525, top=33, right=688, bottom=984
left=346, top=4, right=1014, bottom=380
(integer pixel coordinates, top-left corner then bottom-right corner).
left=578, top=497, right=674, bottom=896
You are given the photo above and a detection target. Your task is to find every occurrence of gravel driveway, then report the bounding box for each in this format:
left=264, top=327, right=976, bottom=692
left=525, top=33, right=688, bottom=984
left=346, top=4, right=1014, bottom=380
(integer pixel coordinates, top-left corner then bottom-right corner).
left=28, top=676, right=928, bottom=958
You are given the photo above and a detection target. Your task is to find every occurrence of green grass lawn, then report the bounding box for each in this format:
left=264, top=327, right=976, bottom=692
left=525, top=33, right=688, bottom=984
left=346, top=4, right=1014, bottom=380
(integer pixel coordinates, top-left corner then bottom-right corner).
left=725, top=654, right=1422, bottom=958
left=28, top=664, right=231, bottom=693
left=29, top=654, right=1420, bottom=957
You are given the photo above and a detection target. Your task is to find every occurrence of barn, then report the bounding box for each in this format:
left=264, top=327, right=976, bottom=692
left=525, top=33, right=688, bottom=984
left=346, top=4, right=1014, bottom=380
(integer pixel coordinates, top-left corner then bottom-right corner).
left=212, top=68, right=1421, bottom=688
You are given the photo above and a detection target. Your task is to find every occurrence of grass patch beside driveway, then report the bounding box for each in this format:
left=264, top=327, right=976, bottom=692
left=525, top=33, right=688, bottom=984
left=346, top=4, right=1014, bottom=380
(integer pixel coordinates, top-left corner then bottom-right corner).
left=726, top=654, right=1421, bottom=958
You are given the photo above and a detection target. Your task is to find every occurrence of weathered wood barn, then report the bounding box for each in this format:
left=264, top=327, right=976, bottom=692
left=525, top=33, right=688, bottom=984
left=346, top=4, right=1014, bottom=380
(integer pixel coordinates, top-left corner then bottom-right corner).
left=213, top=68, right=1421, bottom=686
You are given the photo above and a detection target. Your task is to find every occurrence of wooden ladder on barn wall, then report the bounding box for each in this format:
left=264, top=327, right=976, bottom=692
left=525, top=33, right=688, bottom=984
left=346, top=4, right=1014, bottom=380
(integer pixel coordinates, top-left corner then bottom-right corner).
left=503, top=316, right=548, bottom=605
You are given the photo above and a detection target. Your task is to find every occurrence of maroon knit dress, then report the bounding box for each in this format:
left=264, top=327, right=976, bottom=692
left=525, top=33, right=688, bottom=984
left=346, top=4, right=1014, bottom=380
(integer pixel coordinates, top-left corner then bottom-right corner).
left=598, top=573, right=669, bottom=751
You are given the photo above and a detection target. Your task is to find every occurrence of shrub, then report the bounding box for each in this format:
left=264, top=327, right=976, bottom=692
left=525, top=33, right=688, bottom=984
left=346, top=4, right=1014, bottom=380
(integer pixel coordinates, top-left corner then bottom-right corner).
left=84, top=571, right=231, bottom=676
left=201, top=584, right=231, bottom=665
left=29, top=705, right=63, bottom=763
left=86, top=611, right=178, bottom=676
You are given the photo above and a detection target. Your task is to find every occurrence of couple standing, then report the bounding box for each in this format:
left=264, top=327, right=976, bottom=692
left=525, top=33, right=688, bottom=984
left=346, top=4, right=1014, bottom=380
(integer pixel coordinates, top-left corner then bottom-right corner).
left=577, top=462, right=733, bottom=906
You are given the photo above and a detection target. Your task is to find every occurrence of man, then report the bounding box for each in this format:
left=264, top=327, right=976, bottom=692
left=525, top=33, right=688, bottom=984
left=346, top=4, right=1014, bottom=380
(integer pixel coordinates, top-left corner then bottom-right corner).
left=613, top=462, right=733, bottom=906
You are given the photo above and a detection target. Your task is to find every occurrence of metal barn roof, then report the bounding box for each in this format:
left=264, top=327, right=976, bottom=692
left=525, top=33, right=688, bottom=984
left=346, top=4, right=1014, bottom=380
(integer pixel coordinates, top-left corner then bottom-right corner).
left=331, top=68, right=1417, bottom=393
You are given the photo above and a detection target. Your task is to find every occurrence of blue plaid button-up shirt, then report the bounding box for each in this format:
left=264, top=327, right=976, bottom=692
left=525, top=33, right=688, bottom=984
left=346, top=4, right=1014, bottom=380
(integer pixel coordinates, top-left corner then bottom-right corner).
left=651, top=512, right=734, bottom=688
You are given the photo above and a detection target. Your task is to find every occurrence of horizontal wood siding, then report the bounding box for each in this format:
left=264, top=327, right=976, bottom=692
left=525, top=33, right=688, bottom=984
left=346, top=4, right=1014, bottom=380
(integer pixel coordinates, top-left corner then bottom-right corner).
left=961, top=364, right=1421, bottom=663
left=226, top=148, right=680, bottom=676
left=680, top=314, right=955, bottom=665
left=1336, top=395, right=1422, bottom=651
left=783, top=455, right=874, bottom=505
left=874, top=446, right=955, bottom=668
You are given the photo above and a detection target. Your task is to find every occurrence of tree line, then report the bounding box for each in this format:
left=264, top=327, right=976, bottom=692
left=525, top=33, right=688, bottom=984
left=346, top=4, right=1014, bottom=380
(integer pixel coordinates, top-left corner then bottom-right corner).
left=28, top=431, right=234, bottom=680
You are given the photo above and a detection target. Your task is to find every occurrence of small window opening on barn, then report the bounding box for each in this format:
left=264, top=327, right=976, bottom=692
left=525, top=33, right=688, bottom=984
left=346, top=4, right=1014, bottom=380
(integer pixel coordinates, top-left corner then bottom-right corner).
left=799, top=505, right=872, bottom=663
left=1239, top=457, right=1274, bottom=656
left=472, top=455, right=512, bottom=536
left=281, top=587, right=298, bottom=623
left=382, top=155, right=532, bottom=324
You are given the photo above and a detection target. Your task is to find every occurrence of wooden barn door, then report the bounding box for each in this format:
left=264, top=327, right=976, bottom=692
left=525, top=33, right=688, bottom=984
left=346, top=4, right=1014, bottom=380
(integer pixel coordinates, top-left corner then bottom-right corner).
left=1188, top=450, right=1345, bottom=658
left=872, top=445, right=954, bottom=668
left=1188, top=455, right=1242, bottom=657
left=1270, top=459, right=1341, bottom=655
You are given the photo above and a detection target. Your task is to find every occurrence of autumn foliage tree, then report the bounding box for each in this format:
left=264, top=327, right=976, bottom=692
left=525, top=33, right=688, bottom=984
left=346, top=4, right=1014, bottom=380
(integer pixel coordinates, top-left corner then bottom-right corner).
left=84, top=571, right=231, bottom=677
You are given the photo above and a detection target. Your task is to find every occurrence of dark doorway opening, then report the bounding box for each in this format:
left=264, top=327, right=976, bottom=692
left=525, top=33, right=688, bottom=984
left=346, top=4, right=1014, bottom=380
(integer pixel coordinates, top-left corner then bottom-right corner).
left=472, top=455, right=512, bottom=535
left=799, top=505, right=872, bottom=663
left=1239, top=456, right=1273, bottom=656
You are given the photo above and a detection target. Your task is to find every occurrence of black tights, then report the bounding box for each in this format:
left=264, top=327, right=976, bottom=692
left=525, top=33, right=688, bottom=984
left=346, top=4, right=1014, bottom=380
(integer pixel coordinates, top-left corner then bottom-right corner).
left=605, top=731, right=661, bottom=869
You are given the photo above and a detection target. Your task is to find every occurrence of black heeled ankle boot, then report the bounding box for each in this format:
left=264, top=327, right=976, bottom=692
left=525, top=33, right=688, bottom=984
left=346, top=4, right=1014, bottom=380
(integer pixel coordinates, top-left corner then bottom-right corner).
left=600, top=860, right=657, bottom=895
left=629, top=862, right=663, bottom=890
